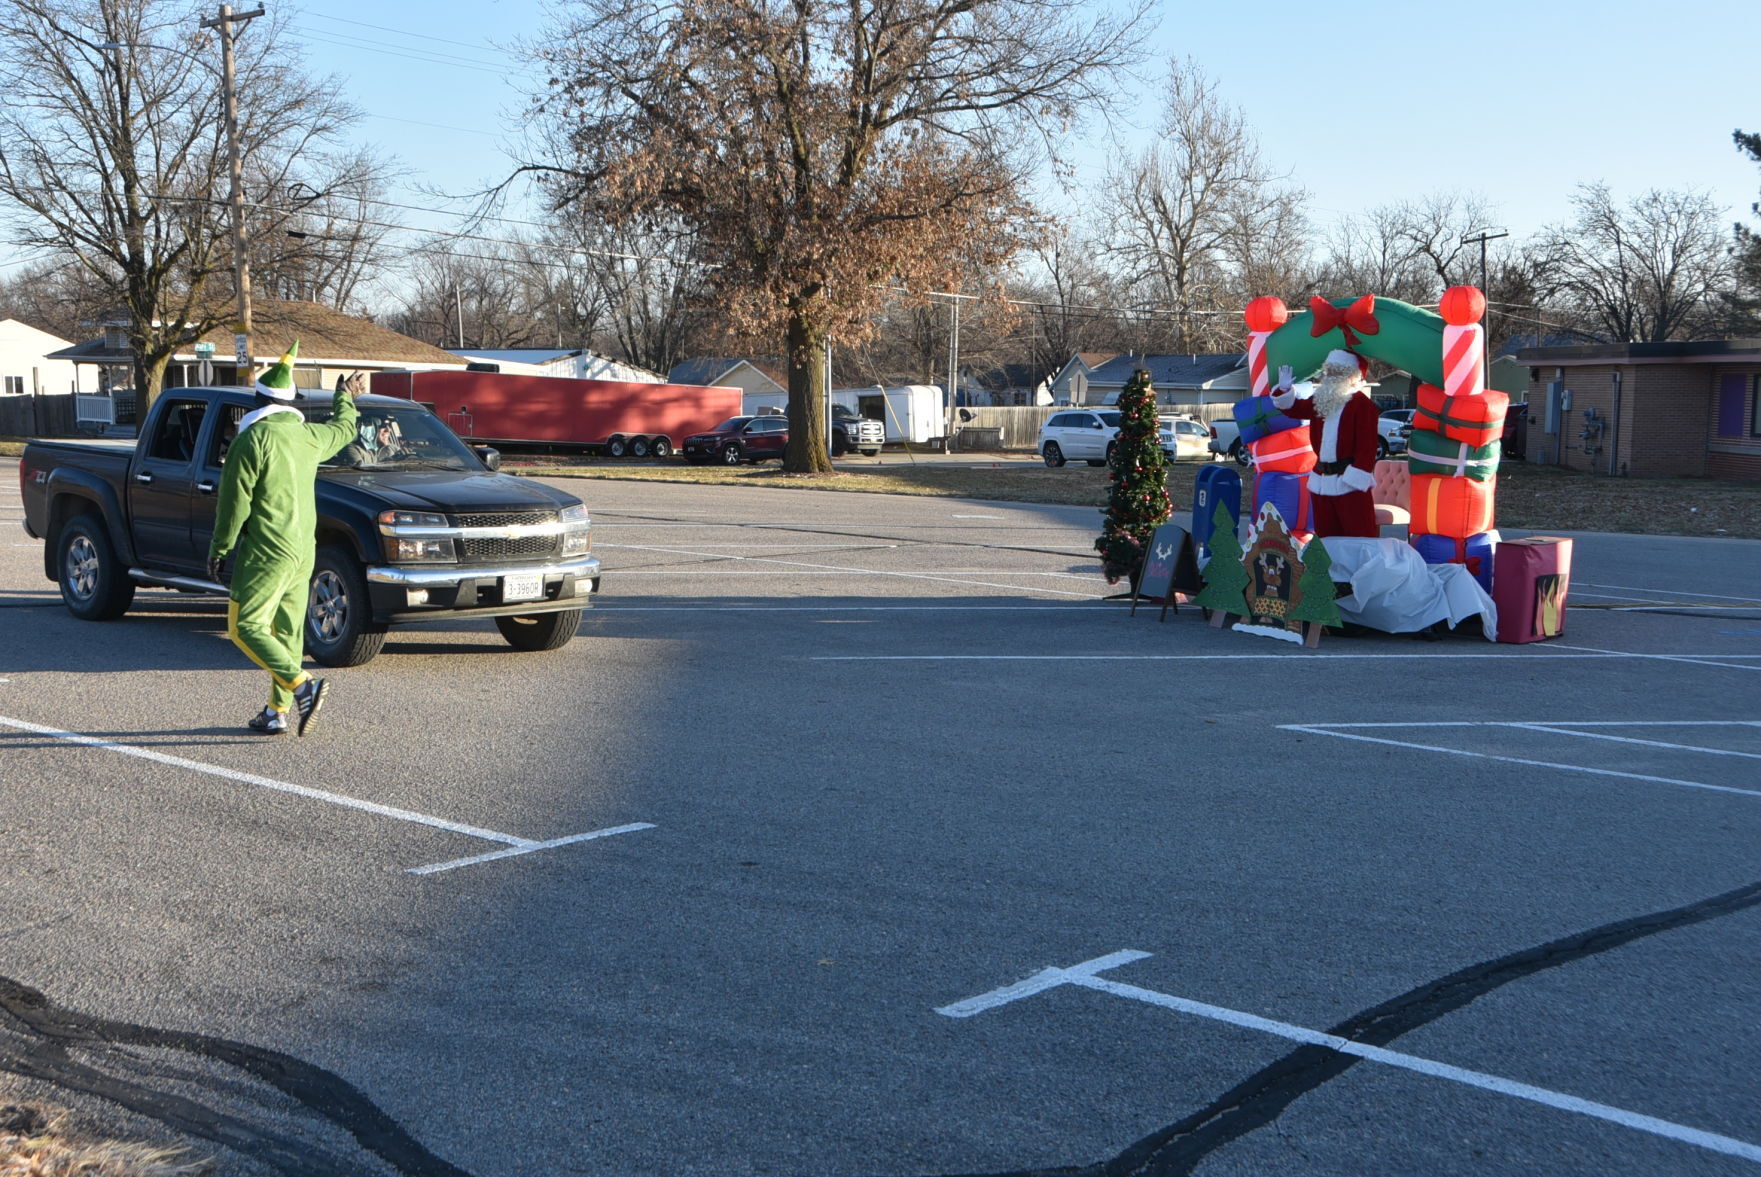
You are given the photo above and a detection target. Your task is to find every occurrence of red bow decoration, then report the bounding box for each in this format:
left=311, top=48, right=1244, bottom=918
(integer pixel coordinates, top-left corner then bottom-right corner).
left=1309, top=295, right=1380, bottom=347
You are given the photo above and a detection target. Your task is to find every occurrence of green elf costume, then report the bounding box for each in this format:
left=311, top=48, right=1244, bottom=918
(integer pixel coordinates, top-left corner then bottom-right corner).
left=206, top=342, right=359, bottom=735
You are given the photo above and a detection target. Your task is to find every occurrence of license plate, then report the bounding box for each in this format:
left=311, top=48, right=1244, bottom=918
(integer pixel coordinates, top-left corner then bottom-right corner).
left=502, top=572, right=543, bottom=602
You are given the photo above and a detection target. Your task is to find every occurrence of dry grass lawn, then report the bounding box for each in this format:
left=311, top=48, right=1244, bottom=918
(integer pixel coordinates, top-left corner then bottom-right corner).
left=513, top=454, right=1761, bottom=539
left=0, top=1105, right=209, bottom=1176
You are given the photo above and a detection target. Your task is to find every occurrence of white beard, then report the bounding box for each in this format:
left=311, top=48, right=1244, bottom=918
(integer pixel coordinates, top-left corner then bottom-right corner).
left=1310, top=370, right=1365, bottom=420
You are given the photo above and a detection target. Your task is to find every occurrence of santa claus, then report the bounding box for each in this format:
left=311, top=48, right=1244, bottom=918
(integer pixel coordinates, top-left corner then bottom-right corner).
left=1271, top=349, right=1380, bottom=539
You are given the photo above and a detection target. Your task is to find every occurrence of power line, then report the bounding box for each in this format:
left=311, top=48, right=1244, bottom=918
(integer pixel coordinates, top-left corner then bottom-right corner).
left=302, top=12, right=521, bottom=58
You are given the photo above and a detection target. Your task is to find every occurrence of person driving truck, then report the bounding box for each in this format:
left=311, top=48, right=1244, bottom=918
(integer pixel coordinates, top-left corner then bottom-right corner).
left=343, top=414, right=404, bottom=467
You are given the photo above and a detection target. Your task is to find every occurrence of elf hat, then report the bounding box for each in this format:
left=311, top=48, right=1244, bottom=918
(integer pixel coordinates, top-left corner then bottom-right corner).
left=254, top=341, right=300, bottom=401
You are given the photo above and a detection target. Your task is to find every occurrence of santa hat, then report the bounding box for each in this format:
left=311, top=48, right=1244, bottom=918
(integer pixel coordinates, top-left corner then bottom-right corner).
left=254, top=340, right=300, bottom=401
left=1323, top=348, right=1369, bottom=379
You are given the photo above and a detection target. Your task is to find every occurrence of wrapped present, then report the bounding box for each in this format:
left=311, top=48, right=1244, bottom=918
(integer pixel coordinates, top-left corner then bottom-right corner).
left=1407, top=429, right=1500, bottom=481
left=1253, top=469, right=1312, bottom=533
left=1493, top=536, right=1572, bottom=643
left=1249, top=430, right=1317, bottom=474
left=1409, top=472, right=1495, bottom=539
left=1232, top=395, right=1306, bottom=444
left=1412, top=530, right=1498, bottom=593
left=1414, top=383, right=1509, bottom=447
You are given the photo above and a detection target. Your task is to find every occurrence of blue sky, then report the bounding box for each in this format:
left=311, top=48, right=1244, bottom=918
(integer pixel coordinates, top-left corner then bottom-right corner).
left=7, top=0, right=1758, bottom=291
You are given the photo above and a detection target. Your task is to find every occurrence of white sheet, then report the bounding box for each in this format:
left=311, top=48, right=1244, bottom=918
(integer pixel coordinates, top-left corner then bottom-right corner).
left=1317, top=536, right=1498, bottom=638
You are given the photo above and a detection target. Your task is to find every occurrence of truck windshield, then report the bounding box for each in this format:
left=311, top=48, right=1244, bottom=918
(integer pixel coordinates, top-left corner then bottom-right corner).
left=312, top=405, right=481, bottom=471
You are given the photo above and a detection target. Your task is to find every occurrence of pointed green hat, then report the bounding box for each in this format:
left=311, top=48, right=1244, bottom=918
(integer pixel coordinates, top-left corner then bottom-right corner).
left=254, top=340, right=299, bottom=401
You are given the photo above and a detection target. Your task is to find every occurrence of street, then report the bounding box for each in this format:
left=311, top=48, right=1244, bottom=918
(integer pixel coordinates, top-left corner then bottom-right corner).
left=3, top=462, right=1760, bottom=1177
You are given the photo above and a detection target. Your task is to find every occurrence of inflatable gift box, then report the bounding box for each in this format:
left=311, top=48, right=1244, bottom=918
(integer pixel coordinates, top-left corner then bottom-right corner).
left=1253, top=469, right=1312, bottom=534
left=1493, top=536, right=1572, bottom=643
left=1414, top=384, right=1510, bottom=447
left=1248, top=430, right=1317, bottom=475
left=1409, top=472, right=1496, bottom=539
left=1232, top=395, right=1306, bottom=445
left=1412, top=530, right=1498, bottom=593
left=1407, top=430, right=1501, bottom=481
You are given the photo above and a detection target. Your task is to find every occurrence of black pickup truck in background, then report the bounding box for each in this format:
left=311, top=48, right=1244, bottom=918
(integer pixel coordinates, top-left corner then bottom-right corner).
left=19, top=386, right=602, bottom=666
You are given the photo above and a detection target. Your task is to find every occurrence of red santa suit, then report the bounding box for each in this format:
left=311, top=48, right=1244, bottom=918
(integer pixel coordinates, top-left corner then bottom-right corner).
left=1273, top=351, right=1380, bottom=539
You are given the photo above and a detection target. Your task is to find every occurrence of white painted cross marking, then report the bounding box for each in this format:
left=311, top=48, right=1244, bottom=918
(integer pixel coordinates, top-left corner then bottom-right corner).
left=939, top=951, right=1761, bottom=1165
left=0, top=714, right=654, bottom=874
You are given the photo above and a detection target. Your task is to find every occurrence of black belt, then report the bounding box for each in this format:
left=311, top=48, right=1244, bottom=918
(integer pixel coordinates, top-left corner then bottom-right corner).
left=1314, top=460, right=1350, bottom=476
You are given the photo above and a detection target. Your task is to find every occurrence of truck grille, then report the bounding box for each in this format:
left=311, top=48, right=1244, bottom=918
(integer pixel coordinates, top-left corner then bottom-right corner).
left=457, top=511, right=558, bottom=529
left=463, top=534, right=559, bottom=558
left=456, top=511, right=560, bottom=560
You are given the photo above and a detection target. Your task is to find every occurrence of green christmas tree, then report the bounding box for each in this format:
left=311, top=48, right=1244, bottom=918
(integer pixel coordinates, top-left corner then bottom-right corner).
left=1193, top=500, right=1249, bottom=616
left=1288, top=536, right=1343, bottom=629
left=1094, top=369, right=1171, bottom=584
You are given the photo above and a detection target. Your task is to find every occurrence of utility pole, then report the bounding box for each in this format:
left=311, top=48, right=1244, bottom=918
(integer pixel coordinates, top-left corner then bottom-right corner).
left=1460, top=227, right=1508, bottom=375
left=200, top=3, right=264, bottom=379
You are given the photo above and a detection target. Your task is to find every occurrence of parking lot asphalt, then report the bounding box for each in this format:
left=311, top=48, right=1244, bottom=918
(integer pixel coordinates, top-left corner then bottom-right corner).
left=3, top=456, right=1760, bottom=1176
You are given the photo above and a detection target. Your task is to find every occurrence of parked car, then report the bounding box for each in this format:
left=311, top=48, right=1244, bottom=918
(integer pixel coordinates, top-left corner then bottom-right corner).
left=19, top=387, right=600, bottom=666
left=830, top=404, right=885, bottom=457
left=1038, top=409, right=1121, bottom=467
left=1378, top=409, right=1414, bottom=457
left=1207, top=418, right=1251, bottom=466
left=1159, top=416, right=1213, bottom=461
left=681, top=415, right=789, bottom=464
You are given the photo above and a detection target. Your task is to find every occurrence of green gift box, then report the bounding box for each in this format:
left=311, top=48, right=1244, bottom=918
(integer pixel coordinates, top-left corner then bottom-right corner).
left=1407, top=429, right=1500, bottom=481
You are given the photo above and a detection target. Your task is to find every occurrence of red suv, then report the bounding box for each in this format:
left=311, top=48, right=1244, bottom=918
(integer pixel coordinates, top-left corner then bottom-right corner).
left=682, top=415, right=789, bottom=465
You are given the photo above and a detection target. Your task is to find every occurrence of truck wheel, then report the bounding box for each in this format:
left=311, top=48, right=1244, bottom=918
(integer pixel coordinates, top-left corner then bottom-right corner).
left=650, top=437, right=673, bottom=459
left=57, top=514, right=134, bottom=621
left=630, top=436, right=651, bottom=458
left=1042, top=442, right=1065, bottom=467
left=1377, top=438, right=1390, bottom=460
left=860, top=449, right=879, bottom=457
left=607, top=436, right=628, bottom=458
left=495, top=609, right=580, bottom=652
left=831, top=433, right=849, bottom=457
left=721, top=443, right=742, bottom=465
left=1232, top=441, right=1252, bottom=467
left=306, top=546, right=387, bottom=667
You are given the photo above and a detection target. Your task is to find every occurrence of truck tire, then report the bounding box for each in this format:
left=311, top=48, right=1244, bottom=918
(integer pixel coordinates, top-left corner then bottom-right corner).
left=721, top=443, right=742, bottom=465
left=607, top=436, right=628, bottom=458
left=306, top=546, right=387, bottom=667
left=650, top=436, right=673, bottom=459
left=495, top=609, right=580, bottom=652
left=860, top=449, right=879, bottom=457
left=1232, top=441, right=1252, bottom=467
left=630, top=435, right=651, bottom=458
left=831, top=431, right=849, bottom=457
left=57, top=513, right=134, bottom=621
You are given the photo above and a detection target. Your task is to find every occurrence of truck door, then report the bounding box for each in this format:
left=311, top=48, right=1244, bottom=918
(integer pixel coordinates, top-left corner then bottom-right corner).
left=128, top=397, right=209, bottom=570
left=189, top=403, right=245, bottom=567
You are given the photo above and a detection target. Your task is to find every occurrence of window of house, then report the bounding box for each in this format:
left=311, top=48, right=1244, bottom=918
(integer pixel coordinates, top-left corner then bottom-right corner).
left=145, top=400, right=207, bottom=463
left=2, top=376, right=22, bottom=395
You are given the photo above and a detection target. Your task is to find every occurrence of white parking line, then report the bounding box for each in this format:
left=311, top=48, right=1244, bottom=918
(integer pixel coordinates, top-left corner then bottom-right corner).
left=0, top=714, right=654, bottom=874
left=815, top=652, right=1761, bottom=663
left=1280, top=722, right=1761, bottom=800
left=608, top=542, right=1103, bottom=598
left=938, top=951, right=1761, bottom=1165
left=1545, top=643, right=1761, bottom=673
left=1577, top=582, right=1759, bottom=602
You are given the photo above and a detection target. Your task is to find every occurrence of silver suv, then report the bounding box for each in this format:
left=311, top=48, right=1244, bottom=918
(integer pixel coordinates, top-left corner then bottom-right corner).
left=1038, top=409, right=1121, bottom=467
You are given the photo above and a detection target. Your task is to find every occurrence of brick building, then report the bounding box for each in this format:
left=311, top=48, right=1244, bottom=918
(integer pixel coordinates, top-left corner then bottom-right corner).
left=1516, top=340, right=1761, bottom=482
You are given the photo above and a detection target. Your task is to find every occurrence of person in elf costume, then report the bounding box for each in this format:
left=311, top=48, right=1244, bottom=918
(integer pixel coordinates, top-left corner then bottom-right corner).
left=1271, top=349, right=1381, bottom=539
left=206, top=343, right=362, bottom=735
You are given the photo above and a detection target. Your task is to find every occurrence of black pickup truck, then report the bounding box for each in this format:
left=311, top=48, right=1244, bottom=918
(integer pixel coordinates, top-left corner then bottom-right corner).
left=19, top=385, right=601, bottom=666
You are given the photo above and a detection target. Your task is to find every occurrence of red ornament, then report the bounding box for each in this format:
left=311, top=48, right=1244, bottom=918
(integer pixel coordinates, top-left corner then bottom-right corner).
left=1244, top=297, right=1289, bottom=334
left=1440, top=285, right=1486, bottom=326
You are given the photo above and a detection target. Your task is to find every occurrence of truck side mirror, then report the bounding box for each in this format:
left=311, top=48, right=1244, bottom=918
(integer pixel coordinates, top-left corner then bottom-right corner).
left=474, top=446, right=500, bottom=471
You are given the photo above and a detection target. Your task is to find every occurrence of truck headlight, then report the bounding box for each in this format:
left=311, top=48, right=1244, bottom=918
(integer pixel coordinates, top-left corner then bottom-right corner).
left=560, top=503, right=592, bottom=556
left=378, top=510, right=455, bottom=562
left=389, top=537, right=455, bottom=561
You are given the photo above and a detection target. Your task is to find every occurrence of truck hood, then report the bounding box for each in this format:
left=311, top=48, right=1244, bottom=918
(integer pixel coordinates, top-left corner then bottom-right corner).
left=318, top=469, right=580, bottom=515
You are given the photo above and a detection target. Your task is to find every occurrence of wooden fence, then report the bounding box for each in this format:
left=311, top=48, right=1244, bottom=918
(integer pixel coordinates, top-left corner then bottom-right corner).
left=0, top=394, right=78, bottom=438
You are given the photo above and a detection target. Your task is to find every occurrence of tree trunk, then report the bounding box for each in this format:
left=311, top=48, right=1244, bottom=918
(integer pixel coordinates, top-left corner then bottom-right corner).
left=784, top=309, right=831, bottom=473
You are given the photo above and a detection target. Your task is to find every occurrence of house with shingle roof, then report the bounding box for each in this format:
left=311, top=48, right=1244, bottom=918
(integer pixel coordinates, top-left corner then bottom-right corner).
left=1046, top=352, right=1119, bottom=404
left=1083, top=353, right=1249, bottom=409
left=49, top=299, right=467, bottom=427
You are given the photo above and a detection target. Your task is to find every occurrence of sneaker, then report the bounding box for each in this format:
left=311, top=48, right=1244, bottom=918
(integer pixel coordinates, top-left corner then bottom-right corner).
left=247, top=707, right=288, bottom=735
left=292, top=677, right=328, bottom=737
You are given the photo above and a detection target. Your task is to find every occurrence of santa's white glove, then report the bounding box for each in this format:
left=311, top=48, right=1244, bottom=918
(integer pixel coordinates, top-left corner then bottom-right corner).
left=1275, top=365, right=1293, bottom=392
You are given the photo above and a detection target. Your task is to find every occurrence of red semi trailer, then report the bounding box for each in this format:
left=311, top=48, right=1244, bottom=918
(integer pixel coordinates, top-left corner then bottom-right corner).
left=370, top=370, right=744, bottom=458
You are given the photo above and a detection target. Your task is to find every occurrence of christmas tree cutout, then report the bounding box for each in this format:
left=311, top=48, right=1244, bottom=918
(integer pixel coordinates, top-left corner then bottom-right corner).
left=1194, top=500, right=1249, bottom=623
left=1288, top=534, right=1343, bottom=646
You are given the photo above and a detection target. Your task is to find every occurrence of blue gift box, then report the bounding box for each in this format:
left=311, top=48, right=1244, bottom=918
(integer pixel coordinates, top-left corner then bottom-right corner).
left=1232, top=395, right=1305, bottom=445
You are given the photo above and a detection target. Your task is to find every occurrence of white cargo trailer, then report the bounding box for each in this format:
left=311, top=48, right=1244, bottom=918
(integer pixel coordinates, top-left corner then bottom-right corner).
left=833, top=385, right=944, bottom=444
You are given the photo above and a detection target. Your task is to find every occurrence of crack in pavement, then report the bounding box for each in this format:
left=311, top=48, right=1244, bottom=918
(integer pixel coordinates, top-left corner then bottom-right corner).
left=928, top=876, right=1761, bottom=1177
left=0, top=975, right=473, bottom=1177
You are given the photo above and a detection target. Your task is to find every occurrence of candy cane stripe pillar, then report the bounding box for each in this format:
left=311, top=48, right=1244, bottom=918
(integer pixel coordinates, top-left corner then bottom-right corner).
left=1243, top=297, right=1289, bottom=397
left=1440, top=285, right=1486, bottom=399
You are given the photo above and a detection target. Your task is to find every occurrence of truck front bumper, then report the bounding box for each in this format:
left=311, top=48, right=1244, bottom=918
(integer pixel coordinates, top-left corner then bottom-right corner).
left=365, top=554, right=601, bottom=622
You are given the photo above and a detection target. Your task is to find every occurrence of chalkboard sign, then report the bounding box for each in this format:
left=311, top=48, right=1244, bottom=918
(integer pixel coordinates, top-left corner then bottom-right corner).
left=1131, top=524, right=1201, bottom=620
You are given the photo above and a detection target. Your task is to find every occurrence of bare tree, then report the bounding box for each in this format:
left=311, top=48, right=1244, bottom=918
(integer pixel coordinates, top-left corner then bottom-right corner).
left=0, top=0, right=377, bottom=404
left=526, top=0, right=1149, bottom=470
left=0, top=253, right=115, bottom=340
left=1098, top=58, right=1308, bottom=353
left=257, top=151, right=403, bottom=314
left=1532, top=183, right=1734, bottom=342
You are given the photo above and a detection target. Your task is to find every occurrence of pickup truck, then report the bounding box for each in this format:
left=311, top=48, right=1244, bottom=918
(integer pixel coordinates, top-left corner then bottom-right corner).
left=830, top=404, right=885, bottom=457
left=19, top=385, right=601, bottom=667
